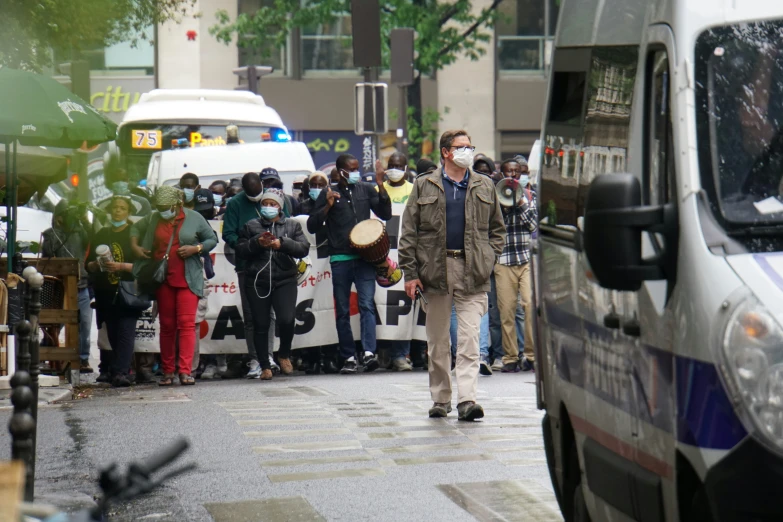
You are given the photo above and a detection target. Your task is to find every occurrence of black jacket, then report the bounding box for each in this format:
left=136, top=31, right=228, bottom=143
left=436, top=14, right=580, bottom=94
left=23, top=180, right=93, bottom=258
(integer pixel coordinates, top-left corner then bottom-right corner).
left=236, top=216, right=310, bottom=286
left=306, top=182, right=392, bottom=256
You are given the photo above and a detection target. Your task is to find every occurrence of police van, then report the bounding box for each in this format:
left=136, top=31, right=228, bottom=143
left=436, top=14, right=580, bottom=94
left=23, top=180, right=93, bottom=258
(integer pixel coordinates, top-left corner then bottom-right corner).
left=534, top=1, right=783, bottom=521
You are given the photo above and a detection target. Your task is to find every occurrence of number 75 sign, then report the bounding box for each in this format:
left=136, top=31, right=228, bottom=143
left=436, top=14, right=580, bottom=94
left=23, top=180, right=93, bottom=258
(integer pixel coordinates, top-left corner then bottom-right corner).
left=131, top=130, right=162, bottom=149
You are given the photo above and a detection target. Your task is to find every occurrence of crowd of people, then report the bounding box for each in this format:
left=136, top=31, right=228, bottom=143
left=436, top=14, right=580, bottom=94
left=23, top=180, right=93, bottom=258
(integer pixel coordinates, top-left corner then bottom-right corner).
left=39, top=129, right=537, bottom=421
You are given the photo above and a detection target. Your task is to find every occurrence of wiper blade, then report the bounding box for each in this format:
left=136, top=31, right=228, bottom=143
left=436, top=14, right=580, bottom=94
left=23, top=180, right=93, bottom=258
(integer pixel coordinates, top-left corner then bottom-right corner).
left=726, top=225, right=783, bottom=237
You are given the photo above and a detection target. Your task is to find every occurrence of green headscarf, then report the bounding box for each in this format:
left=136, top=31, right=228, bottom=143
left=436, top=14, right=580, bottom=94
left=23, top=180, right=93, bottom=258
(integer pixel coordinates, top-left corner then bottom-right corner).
left=155, top=185, right=183, bottom=206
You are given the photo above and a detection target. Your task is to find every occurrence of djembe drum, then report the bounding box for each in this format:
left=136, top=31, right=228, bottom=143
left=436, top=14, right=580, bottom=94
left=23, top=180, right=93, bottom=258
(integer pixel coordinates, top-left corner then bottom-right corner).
left=349, top=219, right=404, bottom=288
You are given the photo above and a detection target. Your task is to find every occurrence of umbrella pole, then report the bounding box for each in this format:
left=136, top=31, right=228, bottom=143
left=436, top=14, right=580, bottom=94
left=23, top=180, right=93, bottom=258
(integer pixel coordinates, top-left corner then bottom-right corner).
left=8, top=140, right=16, bottom=274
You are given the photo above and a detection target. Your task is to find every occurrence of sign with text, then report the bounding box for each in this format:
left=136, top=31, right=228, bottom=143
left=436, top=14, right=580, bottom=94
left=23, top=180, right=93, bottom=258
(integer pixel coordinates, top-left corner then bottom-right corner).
left=133, top=203, right=427, bottom=353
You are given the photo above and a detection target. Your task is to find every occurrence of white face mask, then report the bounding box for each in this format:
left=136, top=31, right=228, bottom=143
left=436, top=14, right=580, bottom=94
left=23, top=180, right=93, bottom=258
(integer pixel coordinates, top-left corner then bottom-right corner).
left=246, top=192, right=264, bottom=202
left=386, top=168, right=406, bottom=182
left=452, top=148, right=474, bottom=169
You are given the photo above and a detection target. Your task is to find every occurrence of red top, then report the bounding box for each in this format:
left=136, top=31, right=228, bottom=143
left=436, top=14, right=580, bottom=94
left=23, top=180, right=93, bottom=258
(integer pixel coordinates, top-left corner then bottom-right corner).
left=154, top=209, right=188, bottom=288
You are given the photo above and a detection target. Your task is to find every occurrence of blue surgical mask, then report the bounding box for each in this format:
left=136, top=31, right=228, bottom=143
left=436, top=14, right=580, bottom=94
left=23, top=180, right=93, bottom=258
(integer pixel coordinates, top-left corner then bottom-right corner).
left=110, top=219, right=127, bottom=228
left=213, top=193, right=223, bottom=206
left=111, top=181, right=129, bottom=195
left=347, top=171, right=361, bottom=184
left=159, top=208, right=176, bottom=220
left=519, top=175, right=530, bottom=187
left=183, top=188, right=195, bottom=202
left=309, top=188, right=322, bottom=201
left=260, top=206, right=279, bottom=219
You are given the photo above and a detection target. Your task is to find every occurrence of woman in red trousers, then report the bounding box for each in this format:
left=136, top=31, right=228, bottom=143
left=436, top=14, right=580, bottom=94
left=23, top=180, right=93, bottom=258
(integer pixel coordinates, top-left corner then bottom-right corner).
left=131, top=185, right=217, bottom=386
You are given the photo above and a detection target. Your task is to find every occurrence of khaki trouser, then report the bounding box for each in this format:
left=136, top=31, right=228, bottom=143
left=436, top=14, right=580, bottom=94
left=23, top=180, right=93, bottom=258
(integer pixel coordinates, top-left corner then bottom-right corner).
left=495, top=263, right=535, bottom=364
left=423, top=257, right=488, bottom=405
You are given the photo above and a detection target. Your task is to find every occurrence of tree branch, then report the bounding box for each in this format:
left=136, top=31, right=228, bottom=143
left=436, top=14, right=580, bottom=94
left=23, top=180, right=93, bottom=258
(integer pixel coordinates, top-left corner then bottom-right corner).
left=438, top=5, right=460, bottom=26
left=436, top=0, right=503, bottom=60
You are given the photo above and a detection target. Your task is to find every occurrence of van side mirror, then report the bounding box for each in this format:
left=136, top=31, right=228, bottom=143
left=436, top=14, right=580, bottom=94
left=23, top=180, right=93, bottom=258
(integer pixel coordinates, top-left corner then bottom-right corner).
left=583, top=173, right=677, bottom=291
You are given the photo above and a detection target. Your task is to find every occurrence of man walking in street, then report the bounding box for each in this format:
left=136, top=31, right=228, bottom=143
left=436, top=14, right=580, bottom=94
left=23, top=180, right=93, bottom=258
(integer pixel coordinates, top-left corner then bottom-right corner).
left=399, top=130, right=505, bottom=421
left=496, top=158, right=537, bottom=372
left=307, top=153, right=392, bottom=374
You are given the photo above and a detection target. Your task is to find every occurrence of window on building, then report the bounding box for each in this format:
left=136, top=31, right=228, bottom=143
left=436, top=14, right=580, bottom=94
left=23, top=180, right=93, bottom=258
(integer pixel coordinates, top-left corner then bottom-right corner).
left=301, top=14, right=354, bottom=71
left=497, top=0, right=558, bottom=72
left=52, top=27, right=155, bottom=76
left=237, top=0, right=286, bottom=74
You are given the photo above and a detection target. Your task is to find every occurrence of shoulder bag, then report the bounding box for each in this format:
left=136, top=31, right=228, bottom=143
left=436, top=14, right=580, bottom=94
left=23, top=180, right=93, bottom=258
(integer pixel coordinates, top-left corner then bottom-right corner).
left=114, top=280, right=152, bottom=311
left=136, top=231, right=175, bottom=294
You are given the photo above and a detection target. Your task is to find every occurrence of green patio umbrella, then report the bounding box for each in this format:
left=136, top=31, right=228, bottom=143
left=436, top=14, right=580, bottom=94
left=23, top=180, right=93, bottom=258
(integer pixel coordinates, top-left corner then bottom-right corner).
left=0, top=67, right=118, bottom=270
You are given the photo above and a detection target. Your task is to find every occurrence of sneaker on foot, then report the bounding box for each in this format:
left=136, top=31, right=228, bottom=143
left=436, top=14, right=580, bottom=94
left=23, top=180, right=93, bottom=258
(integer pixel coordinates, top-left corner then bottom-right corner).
left=96, top=371, right=111, bottom=383
left=521, top=358, right=535, bottom=372
left=269, top=356, right=281, bottom=375
left=391, top=357, right=413, bottom=371
left=480, top=359, right=493, bottom=376
left=501, top=362, right=520, bottom=373
left=428, top=402, right=450, bottom=418
left=491, top=358, right=504, bottom=371
left=340, top=357, right=358, bottom=374
left=363, top=351, right=379, bottom=373
left=80, top=360, right=94, bottom=374
left=111, top=373, right=131, bottom=388
left=260, top=369, right=273, bottom=380
left=457, top=401, right=485, bottom=421
left=201, top=364, right=217, bottom=380
left=216, top=355, right=228, bottom=375
left=135, top=369, right=155, bottom=384
left=246, top=359, right=262, bottom=379
left=279, top=358, right=294, bottom=375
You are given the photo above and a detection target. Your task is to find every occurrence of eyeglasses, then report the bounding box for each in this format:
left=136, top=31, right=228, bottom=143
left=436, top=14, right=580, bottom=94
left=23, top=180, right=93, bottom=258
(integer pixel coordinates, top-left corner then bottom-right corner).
left=449, top=145, right=476, bottom=153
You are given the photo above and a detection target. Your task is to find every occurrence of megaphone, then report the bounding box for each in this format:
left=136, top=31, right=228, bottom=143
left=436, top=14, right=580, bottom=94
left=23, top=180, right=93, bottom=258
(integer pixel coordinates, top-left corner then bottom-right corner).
left=496, top=178, right=524, bottom=207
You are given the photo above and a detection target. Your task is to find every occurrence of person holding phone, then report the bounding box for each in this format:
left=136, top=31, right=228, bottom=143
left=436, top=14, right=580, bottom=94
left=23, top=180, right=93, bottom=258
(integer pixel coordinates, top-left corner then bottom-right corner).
left=235, top=188, right=310, bottom=380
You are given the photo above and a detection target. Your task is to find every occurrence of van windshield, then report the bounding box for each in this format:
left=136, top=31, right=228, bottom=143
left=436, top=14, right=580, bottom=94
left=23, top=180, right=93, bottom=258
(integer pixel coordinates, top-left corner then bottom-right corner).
left=696, top=21, right=783, bottom=239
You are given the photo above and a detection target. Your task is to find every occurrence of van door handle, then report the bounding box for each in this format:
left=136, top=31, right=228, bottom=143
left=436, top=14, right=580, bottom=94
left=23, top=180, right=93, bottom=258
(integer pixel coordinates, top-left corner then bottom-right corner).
left=603, top=312, right=621, bottom=329
left=622, top=318, right=641, bottom=337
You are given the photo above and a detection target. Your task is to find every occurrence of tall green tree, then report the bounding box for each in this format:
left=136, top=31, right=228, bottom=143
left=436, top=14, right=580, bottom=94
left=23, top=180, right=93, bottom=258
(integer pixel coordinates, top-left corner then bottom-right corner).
left=210, top=0, right=503, bottom=158
left=0, top=0, right=194, bottom=71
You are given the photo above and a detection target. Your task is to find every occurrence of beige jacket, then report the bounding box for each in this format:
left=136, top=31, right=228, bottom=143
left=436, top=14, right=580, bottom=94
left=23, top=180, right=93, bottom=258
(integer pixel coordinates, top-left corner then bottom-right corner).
left=399, top=167, right=506, bottom=295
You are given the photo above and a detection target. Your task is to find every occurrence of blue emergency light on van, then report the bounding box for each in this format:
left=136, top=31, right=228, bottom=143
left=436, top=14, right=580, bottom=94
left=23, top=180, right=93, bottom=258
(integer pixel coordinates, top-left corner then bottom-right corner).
left=271, top=129, right=290, bottom=142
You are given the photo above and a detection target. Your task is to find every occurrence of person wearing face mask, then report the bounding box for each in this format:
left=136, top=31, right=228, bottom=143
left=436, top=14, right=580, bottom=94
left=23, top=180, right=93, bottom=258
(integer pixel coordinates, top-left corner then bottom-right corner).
left=297, top=170, right=329, bottom=216
left=97, top=168, right=152, bottom=218
left=210, top=180, right=228, bottom=213
left=222, top=172, right=281, bottom=377
left=131, top=186, right=217, bottom=386
left=399, top=129, right=506, bottom=421
left=86, top=196, right=140, bottom=387
left=260, top=167, right=301, bottom=217
left=179, top=172, right=200, bottom=209
left=495, top=158, right=537, bottom=374
left=376, top=152, right=414, bottom=204
left=236, top=188, right=310, bottom=380
left=307, top=153, right=392, bottom=374
left=42, top=200, right=93, bottom=373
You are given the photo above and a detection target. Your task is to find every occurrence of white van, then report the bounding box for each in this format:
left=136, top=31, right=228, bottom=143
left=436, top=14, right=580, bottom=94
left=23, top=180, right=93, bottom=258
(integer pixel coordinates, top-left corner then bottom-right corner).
left=147, top=141, right=315, bottom=192
left=535, top=1, right=783, bottom=521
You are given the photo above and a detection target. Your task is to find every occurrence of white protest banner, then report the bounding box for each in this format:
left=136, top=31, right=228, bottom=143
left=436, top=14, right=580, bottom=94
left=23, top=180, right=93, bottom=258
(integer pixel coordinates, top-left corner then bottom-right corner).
left=134, top=203, right=428, bottom=353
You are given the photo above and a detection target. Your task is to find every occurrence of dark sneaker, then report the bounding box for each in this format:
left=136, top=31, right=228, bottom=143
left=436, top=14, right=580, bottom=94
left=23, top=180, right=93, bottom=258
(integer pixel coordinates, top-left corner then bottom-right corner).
left=111, top=374, right=131, bottom=388
left=428, top=403, right=451, bottom=418
left=479, top=359, right=493, bottom=376
left=80, top=360, right=94, bottom=374
left=363, top=352, right=379, bottom=373
left=457, top=401, right=485, bottom=421
left=391, top=357, right=413, bottom=371
left=96, top=371, right=111, bottom=383
left=521, top=358, right=535, bottom=372
left=501, top=362, right=520, bottom=373
left=135, top=369, right=155, bottom=384
left=340, top=357, right=358, bottom=374
left=451, top=357, right=456, bottom=371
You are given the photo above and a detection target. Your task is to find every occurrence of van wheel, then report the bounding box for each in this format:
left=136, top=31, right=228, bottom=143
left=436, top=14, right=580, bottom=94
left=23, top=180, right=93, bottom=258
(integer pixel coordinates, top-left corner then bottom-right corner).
left=564, top=437, right=591, bottom=522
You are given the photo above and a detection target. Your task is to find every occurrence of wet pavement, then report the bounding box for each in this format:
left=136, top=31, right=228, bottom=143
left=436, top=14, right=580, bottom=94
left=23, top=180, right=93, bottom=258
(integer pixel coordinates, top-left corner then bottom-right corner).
left=0, top=369, right=561, bottom=521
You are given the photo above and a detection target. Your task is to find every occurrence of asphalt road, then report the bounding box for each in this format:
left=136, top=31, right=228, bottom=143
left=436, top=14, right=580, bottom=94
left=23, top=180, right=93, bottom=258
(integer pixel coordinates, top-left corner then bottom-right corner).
left=0, top=368, right=562, bottom=522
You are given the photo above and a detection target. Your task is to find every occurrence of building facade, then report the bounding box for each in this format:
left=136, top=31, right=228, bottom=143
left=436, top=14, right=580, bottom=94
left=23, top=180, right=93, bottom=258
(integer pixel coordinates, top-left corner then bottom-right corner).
left=82, top=0, right=557, bottom=164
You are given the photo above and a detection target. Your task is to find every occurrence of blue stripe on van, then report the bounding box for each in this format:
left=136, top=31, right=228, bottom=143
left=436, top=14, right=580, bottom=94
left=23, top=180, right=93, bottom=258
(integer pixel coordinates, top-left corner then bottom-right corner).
left=544, top=303, right=747, bottom=450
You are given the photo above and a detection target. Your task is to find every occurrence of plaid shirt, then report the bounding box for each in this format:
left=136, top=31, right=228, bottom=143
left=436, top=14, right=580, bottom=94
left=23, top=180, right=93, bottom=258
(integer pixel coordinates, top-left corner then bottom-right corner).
left=499, top=188, right=538, bottom=266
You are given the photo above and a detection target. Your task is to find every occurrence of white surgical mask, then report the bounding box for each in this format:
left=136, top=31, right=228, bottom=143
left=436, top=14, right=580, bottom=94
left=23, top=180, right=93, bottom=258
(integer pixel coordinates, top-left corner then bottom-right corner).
left=246, top=192, right=264, bottom=202
left=386, top=168, right=406, bottom=182
left=213, top=193, right=223, bottom=206
left=342, top=170, right=361, bottom=185
left=182, top=188, right=195, bottom=202
left=160, top=208, right=176, bottom=220
left=452, top=149, right=474, bottom=169
left=519, top=175, right=530, bottom=187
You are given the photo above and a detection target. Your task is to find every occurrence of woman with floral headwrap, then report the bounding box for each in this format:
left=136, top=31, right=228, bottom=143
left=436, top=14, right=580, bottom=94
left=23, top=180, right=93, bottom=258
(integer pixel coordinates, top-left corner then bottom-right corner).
left=131, top=185, right=217, bottom=386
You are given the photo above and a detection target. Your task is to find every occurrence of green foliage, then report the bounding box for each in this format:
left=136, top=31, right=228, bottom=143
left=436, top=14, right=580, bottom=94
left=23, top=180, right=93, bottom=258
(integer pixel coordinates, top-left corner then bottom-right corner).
left=212, top=0, right=502, bottom=76
left=547, top=200, right=557, bottom=224
left=407, top=106, right=444, bottom=160
left=1, top=0, right=195, bottom=71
